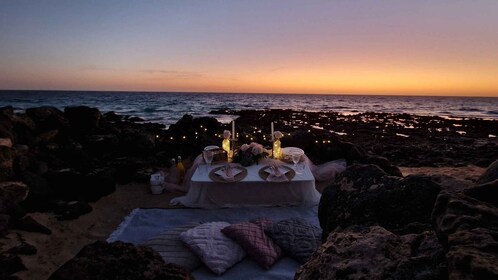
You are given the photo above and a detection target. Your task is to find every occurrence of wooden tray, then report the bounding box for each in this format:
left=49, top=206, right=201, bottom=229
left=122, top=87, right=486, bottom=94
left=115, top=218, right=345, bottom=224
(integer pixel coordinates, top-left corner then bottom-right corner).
left=258, top=165, right=296, bottom=181
left=209, top=166, right=247, bottom=183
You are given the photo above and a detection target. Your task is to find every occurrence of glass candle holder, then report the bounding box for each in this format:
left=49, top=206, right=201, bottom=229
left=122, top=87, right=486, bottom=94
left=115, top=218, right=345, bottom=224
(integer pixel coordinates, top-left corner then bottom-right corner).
left=273, top=139, right=281, bottom=159
left=222, top=138, right=230, bottom=154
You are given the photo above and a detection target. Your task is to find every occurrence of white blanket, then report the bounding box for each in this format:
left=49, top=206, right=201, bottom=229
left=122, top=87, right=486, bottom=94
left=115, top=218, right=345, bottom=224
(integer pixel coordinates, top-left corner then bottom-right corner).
left=107, top=206, right=319, bottom=279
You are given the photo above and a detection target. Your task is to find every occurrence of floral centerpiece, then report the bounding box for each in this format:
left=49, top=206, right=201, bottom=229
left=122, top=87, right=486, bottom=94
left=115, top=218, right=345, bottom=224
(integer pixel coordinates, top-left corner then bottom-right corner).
left=232, top=142, right=269, bottom=167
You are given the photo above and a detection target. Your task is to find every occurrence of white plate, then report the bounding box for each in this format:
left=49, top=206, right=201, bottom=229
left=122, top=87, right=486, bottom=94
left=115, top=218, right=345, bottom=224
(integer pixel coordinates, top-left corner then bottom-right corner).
left=281, top=147, right=304, bottom=156
left=204, top=145, right=219, bottom=151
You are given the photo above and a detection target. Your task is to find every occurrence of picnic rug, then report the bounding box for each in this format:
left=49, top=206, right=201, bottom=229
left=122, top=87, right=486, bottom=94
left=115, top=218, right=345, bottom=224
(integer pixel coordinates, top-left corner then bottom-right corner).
left=107, top=206, right=319, bottom=279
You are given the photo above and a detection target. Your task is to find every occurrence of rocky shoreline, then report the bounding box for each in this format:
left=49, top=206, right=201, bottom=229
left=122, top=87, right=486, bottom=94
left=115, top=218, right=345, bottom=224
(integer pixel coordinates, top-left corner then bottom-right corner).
left=0, top=105, right=497, bottom=279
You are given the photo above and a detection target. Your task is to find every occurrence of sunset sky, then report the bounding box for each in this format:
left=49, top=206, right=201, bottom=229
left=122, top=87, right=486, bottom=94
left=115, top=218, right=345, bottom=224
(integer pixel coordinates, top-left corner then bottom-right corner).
left=1, top=1, right=497, bottom=96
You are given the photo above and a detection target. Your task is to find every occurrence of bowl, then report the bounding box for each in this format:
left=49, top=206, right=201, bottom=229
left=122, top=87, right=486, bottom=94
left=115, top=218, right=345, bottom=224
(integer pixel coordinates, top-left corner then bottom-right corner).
left=281, top=147, right=305, bottom=163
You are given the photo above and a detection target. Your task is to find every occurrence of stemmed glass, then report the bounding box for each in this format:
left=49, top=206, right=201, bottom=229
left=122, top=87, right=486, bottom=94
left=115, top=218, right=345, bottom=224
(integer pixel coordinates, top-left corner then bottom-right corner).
left=203, top=150, right=214, bottom=172
left=291, top=152, right=302, bottom=174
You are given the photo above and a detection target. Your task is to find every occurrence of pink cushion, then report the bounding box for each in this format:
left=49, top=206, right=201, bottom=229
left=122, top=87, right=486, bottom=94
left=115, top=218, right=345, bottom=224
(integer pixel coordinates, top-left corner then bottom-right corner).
left=221, top=218, right=282, bottom=269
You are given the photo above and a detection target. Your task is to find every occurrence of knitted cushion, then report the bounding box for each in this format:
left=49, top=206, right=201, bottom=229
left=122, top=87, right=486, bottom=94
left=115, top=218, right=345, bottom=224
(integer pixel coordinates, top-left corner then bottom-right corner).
left=222, top=218, right=282, bottom=269
left=180, top=222, right=246, bottom=275
left=265, top=218, right=321, bottom=263
left=142, top=222, right=201, bottom=271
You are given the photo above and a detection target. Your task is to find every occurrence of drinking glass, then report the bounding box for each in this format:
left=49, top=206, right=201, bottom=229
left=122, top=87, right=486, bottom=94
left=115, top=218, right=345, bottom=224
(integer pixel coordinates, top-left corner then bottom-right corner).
left=203, top=150, right=214, bottom=172
left=291, top=152, right=302, bottom=173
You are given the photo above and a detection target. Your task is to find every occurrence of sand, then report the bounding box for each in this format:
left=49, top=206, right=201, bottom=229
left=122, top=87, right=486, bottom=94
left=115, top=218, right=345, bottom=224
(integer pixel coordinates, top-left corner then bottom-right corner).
left=2, top=165, right=485, bottom=280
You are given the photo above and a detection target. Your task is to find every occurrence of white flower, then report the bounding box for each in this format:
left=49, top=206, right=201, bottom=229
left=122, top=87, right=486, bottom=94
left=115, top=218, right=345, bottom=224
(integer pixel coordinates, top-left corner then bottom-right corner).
left=240, top=144, right=250, bottom=151
left=274, top=131, right=283, bottom=139
left=222, top=130, right=231, bottom=139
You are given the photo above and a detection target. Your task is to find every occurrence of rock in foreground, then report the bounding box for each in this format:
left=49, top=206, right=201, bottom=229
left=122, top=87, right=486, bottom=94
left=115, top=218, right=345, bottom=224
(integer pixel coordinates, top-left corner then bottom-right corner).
left=48, top=241, right=193, bottom=280
left=432, top=191, right=498, bottom=280
left=295, top=226, right=446, bottom=280
left=319, top=164, right=442, bottom=238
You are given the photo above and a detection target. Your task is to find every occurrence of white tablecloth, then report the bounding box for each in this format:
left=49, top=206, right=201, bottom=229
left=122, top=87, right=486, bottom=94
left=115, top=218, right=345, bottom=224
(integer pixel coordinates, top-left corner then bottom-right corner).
left=170, top=158, right=321, bottom=208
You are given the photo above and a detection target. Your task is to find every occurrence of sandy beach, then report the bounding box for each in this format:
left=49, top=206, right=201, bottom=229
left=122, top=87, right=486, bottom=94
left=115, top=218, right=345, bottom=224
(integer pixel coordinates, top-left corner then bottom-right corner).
left=2, top=165, right=484, bottom=280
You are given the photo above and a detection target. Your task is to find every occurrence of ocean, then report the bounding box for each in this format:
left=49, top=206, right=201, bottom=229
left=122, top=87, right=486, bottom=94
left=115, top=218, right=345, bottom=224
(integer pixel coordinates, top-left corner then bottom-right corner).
left=1, top=90, right=497, bottom=127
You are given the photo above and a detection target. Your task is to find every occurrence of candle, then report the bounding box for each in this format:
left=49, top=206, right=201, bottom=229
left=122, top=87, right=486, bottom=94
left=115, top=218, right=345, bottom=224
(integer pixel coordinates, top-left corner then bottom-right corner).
left=231, top=120, right=235, bottom=140
left=271, top=122, right=274, bottom=141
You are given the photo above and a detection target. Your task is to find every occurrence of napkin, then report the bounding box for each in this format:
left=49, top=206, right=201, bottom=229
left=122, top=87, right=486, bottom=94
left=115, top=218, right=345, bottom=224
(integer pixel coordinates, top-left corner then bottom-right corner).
left=266, top=164, right=289, bottom=182
left=215, top=164, right=241, bottom=181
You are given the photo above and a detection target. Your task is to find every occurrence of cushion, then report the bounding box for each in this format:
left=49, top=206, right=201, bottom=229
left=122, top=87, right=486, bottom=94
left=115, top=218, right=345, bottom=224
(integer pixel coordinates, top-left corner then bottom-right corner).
left=142, top=222, right=201, bottom=271
left=265, top=217, right=322, bottom=263
left=221, top=218, right=282, bottom=269
left=180, top=221, right=246, bottom=275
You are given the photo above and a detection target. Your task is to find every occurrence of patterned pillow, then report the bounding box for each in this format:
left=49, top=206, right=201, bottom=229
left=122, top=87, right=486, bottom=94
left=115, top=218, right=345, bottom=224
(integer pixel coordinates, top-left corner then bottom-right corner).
left=265, top=218, right=322, bottom=263
left=221, top=218, right=282, bottom=269
left=142, top=223, right=201, bottom=271
left=180, top=222, right=246, bottom=275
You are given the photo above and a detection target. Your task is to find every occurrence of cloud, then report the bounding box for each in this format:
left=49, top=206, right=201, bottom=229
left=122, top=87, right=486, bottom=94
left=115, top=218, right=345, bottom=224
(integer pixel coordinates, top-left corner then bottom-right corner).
left=267, top=66, right=291, bottom=73
left=80, top=65, right=121, bottom=72
left=140, top=69, right=204, bottom=79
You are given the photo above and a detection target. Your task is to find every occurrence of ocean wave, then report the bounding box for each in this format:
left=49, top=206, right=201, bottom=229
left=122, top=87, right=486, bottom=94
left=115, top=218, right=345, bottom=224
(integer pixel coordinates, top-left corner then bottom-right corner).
left=1, top=91, right=497, bottom=127
left=143, top=107, right=157, bottom=113
left=458, top=107, right=482, bottom=112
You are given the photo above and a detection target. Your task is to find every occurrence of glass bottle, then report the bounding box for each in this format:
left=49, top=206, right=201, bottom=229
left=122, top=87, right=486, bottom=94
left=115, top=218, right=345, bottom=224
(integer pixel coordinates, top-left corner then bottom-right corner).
left=168, top=158, right=177, bottom=184
left=177, top=156, right=185, bottom=185
left=273, top=139, right=281, bottom=159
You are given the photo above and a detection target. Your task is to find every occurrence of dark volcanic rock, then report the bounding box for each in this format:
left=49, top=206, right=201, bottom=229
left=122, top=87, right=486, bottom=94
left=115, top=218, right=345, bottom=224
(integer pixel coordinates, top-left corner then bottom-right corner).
left=6, top=243, right=37, bottom=255
left=49, top=241, right=194, bottom=280
left=20, top=171, right=53, bottom=211
left=0, top=107, right=15, bottom=140
left=64, top=106, right=101, bottom=133
left=0, top=181, right=29, bottom=214
left=464, top=179, right=498, bottom=208
left=120, top=129, right=156, bottom=155
left=0, top=214, right=10, bottom=236
left=432, top=191, right=498, bottom=279
left=84, top=168, right=116, bottom=202
left=11, top=215, right=51, bottom=234
left=0, top=253, right=26, bottom=276
left=46, top=168, right=116, bottom=202
left=231, top=109, right=498, bottom=168
left=364, top=155, right=403, bottom=177
left=26, top=106, right=68, bottom=133
left=46, top=168, right=85, bottom=201
left=0, top=138, right=13, bottom=181
left=477, top=159, right=498, bottom=184
left=295, top=226, right=446, bottom=280
left=319, top=164, right=441, bottom=238
left=53, top=201, right=92, bottom=221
